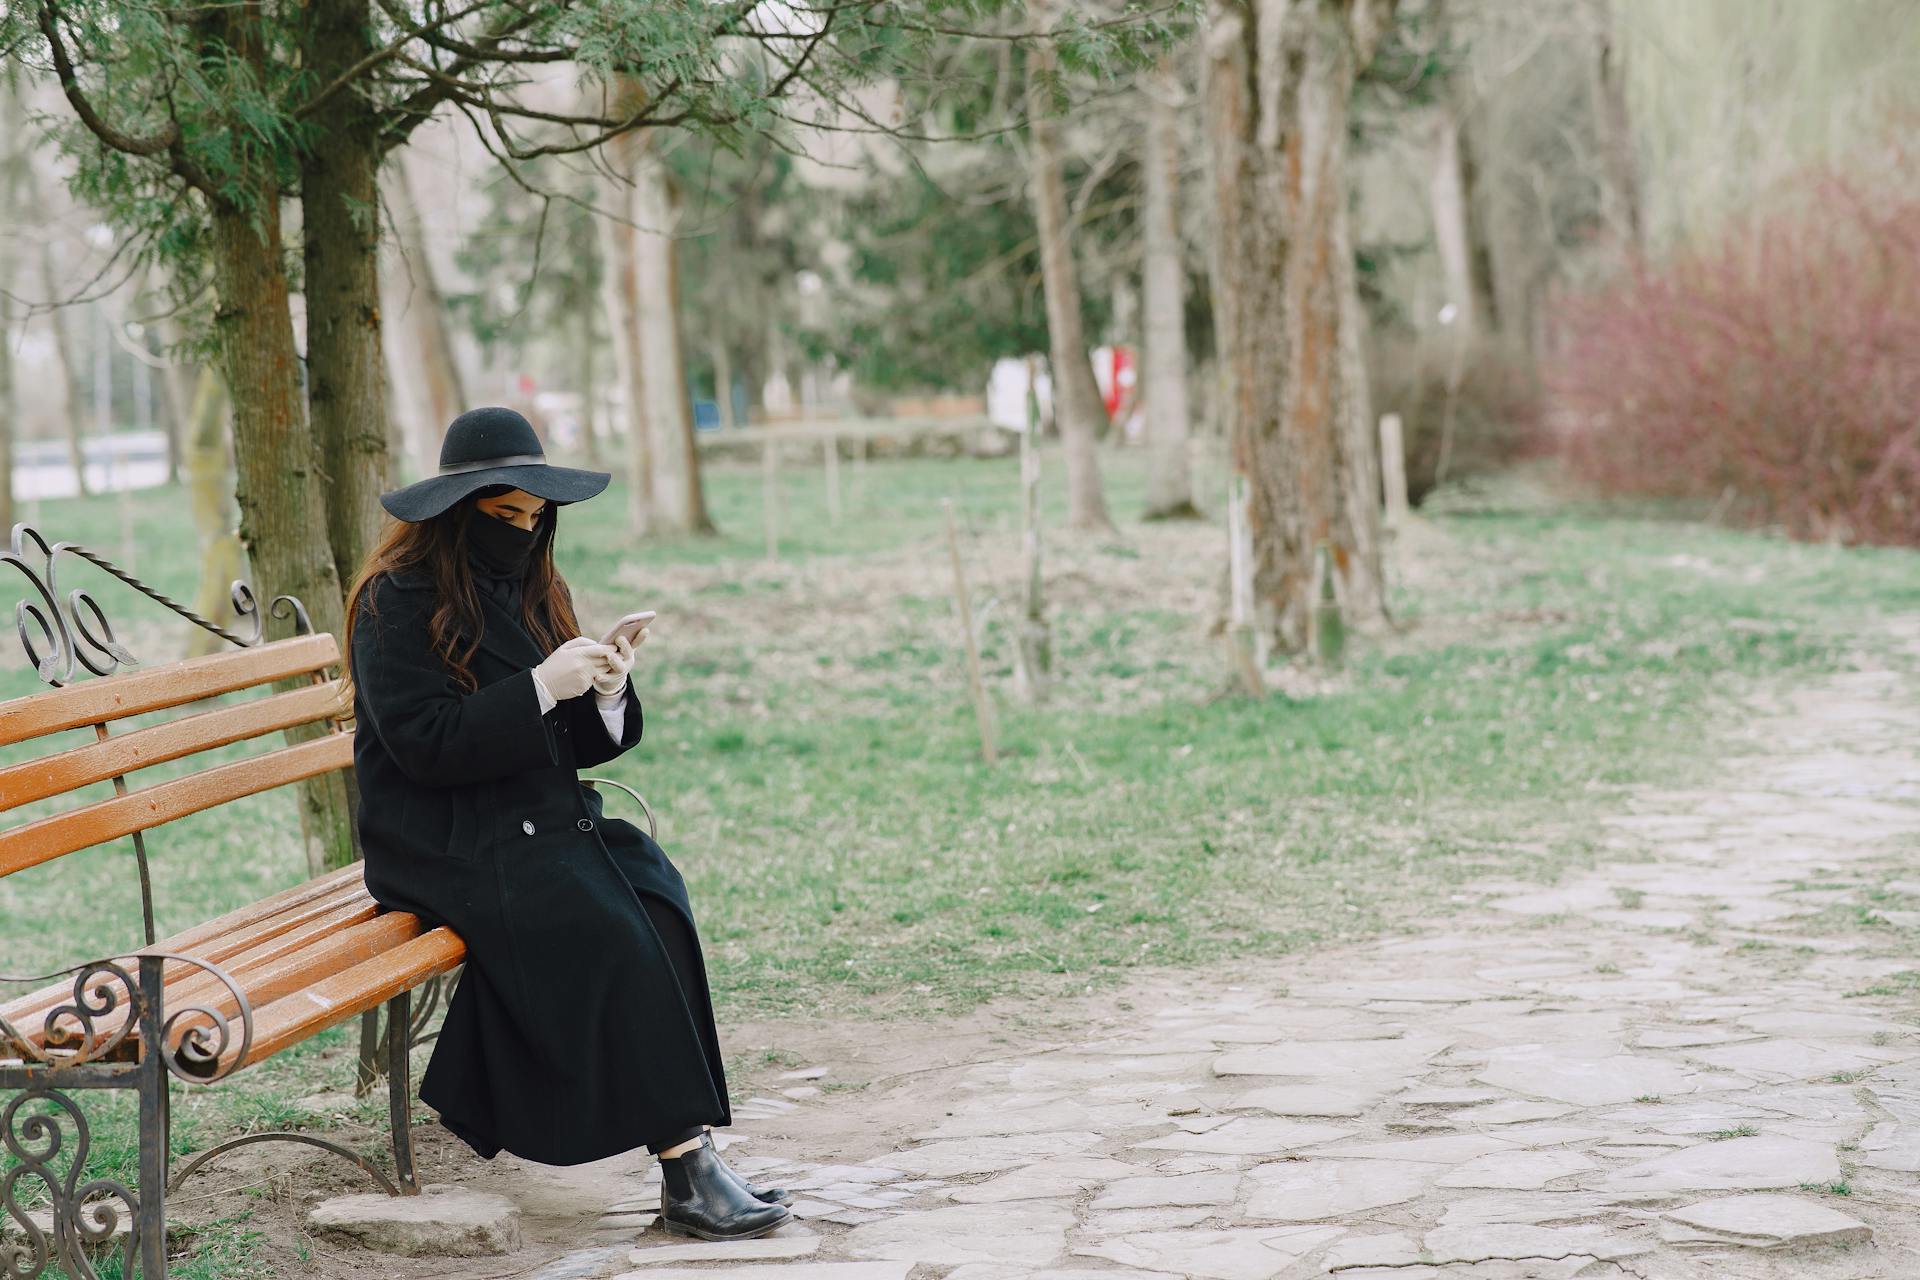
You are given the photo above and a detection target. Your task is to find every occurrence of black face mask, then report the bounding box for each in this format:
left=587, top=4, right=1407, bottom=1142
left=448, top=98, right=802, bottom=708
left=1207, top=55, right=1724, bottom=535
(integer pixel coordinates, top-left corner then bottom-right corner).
left=467, top=512, right=539, bottom=579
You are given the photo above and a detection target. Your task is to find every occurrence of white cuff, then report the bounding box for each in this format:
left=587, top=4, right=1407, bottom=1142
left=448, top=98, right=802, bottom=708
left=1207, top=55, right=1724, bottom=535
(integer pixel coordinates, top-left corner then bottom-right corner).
left=596, top=691, right=628, bottom=740
left=530, top=669, right=557, bottom=715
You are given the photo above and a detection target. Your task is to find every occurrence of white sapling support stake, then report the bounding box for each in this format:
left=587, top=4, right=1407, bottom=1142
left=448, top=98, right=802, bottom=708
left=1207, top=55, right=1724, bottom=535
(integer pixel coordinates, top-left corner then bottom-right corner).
left=943, top=498, right=998, bottom=763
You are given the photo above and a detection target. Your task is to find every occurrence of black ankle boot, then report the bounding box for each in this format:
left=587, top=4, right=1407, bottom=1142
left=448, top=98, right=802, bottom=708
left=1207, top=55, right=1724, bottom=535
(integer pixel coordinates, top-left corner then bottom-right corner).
left=702, top=1133, right=792, bottom=1205
left=658, top=1142, right=790, bottom=1241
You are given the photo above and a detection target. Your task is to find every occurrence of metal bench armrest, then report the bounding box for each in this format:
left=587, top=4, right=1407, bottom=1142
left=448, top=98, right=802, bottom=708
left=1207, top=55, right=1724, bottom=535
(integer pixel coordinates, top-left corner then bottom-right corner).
left=580, top=776, right=658, bottom=841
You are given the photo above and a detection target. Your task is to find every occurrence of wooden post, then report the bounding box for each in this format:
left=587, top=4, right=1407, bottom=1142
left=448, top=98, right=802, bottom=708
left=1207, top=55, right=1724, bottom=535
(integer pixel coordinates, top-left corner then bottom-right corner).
left=762, top=438, right=780, bottom=562
left=1226, top=473, right=1263, bottom=695
left=1014, top=359, right=1051, bottom=703
left=1379, top=412, right=1410, bottom=527
left=943, top=499, right=998, bottom=762
left=824, top=431, right=842, bottom=526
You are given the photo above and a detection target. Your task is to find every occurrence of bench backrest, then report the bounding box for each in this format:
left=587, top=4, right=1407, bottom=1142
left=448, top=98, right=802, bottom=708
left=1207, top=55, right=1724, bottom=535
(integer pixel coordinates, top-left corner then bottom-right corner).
left=0, top=634, right=352, bottom=913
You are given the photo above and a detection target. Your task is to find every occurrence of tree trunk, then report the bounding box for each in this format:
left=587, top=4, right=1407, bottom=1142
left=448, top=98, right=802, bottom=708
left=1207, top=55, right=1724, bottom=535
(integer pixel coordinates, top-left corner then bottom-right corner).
left=0, top=71, right=21, bottom=533
left=385, top=155, right=468, bottom=469
left=635, top=157, right=714, bottom=534
left=1141, top=55, right=1198, bottom=521
left=1205, top=0, right=1392, bottom=650
left=1429, top=110, right=1482, bottom=339
left=39, top=249, right=93, bottom=499
left=183, top=368, right=244, bottom=659
left=208, top=187, right=355, bottom=874
left=576, top=301, right=602, bottom=467
left=1025, top=0, right=1113, bottom=532
left=1588, top=0, right=1643, bottom=250
left=711, top=331, right=737, bottom=431
left=595, top=89, right=655, bottom=537
left=301, top=0, right=393, bottom=591
left=156, top=315, right=198, bottom=486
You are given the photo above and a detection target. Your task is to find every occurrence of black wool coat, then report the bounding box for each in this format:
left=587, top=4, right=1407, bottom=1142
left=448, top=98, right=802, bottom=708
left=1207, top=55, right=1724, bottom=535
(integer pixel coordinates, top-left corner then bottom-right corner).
left=349, top=571, right=730, bottom=1165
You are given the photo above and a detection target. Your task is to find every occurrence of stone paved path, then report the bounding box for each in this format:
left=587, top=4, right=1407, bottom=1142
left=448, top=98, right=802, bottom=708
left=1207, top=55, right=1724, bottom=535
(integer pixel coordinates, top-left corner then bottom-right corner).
left=446, top=663, right=1920, bottom=1280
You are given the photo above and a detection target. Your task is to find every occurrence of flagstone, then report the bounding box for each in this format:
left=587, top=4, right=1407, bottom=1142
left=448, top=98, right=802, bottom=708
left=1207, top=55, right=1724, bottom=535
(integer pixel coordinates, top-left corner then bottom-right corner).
left=1436, top=1193, right=1612, bottom=1226
left=1232, top=1083, right=1395, bottom=1117
left=1242, top=1159, right=1436, bottom=1221
left=1855, top=1122, right=1920, bottom=1172
left=1419, top=1224, right=1649, bottom=1265
left=1399, top=1086, right=1504, bottom=1109
left=1134, top=1117, right=1350, bottom=1155
left=1213, top=1035, right=1452, bottom=1078
left=841, top=1201, right=1074, bottom=1266
left=1089, top=1172, right=1240, bottom=1210
left=883, top=1132, right=1103, bottom=1177
left=1076, top=1206, right=1216, bottom=1235
left=1687, top=1039, right=1890, bottom=1080
left=1488, top=884, right=1619, bottom=916
left=1287, top=979, right=1496, bottom=1003
left=611, top=1267, right=910, bottom=1280
left=1475, top=1044, right=1741, bottom=1107
left=1311, top=1133, right=1515, bottom=1163
left=626, top=1236, right=819, bottom=1266
left=1658, top=1194, right=1871, bottom=1249
left=1321, top=1234, right=1421, bottom=1270
left=944, top=1155, right=1141, bottom=1204
left=1007, top=1054, right=1215, bottom=1091
left=1739, top=1011, right=1909, bottom=1040
left=1631, top=1026, right=1758, bottom=1049
left=946, top=1269, right=1181, bottom=1280
left=1455, top=1100, right=1576, bottom=1125
left=1072, top=1226, right=1345, bottom=1280
left=1599, top=1135, right=1839, bottom=1194
left=1436, top=1149, right=1598, bottom=1189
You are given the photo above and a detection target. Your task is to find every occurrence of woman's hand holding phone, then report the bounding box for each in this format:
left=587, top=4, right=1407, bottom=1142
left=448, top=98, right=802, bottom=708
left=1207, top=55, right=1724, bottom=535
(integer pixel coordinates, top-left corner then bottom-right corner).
left=598, top=611, right=656, bottom=648
left=535, top=636, right=613, bottom=700
left=592, top=633, right=637, bottom=701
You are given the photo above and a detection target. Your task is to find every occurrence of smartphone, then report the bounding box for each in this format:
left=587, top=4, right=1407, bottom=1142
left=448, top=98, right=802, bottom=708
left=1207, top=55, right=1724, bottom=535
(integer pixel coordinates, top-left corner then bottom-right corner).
left=598, top=611, right=657, bottom=648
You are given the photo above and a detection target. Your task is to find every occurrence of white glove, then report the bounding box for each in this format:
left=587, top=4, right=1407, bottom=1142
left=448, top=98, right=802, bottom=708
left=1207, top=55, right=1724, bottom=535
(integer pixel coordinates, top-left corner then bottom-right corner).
left=533, top=636, right=612, bottom=701
left=592, top=632, right=639, bottom=701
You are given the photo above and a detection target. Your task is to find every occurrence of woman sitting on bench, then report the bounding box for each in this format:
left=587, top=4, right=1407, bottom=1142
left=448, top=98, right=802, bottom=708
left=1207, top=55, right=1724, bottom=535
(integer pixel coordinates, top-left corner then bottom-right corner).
left=342, top=406, right=790, bottom=1243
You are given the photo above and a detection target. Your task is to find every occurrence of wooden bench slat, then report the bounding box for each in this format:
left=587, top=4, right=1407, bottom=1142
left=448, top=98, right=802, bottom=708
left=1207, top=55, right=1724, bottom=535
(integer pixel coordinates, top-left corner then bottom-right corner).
left=0, top=733, right=353, bottom=878
left=0, top=680, right=347, bottom=814
left=6, top=900, right=389, bottom=1055
left=1, top=883, right=375, bottom=1049
left=0, top=635, right=341, bottom=747
left=158, top=863, right=368, bottom=958
left=0, top=866, right=365, bottom=1031
left=163, top=913, right=434, bottom=1048
left=234, top=928, right=465, bottom=1071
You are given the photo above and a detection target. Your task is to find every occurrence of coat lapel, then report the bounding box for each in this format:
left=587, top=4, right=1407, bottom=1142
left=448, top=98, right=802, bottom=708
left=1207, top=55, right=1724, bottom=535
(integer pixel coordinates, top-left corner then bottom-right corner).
left=380, top=570, right=547, bottom=675
left=473, top=589, right=549, bottom=669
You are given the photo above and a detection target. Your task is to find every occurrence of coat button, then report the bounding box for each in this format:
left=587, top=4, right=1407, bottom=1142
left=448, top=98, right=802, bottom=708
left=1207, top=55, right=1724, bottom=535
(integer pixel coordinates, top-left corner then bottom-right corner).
left=576, top=818, right=594, bottom=832
left=521, top=819, right=536, bottom=835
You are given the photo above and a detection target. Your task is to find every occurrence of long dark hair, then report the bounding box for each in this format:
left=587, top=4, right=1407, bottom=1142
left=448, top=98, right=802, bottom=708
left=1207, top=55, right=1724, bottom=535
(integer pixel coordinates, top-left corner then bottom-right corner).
left=343, top=495, right=582, bottom=699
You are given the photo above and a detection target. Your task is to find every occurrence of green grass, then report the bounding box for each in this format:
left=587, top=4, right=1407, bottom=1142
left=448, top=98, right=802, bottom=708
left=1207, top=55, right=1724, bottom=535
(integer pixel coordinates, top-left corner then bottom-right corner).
left=4, top=450, right=1917, bottom=1274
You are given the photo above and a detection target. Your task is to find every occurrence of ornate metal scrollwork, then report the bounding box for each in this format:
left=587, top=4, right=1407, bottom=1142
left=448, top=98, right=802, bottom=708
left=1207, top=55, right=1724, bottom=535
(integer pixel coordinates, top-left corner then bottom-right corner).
left=38, top=961, right=140, bottom=1070
left=4, top=522, right=313, bottom=689
left=0, top=953, right=252, bottom=1083
left=0, top=1089, right=139, bottom=1280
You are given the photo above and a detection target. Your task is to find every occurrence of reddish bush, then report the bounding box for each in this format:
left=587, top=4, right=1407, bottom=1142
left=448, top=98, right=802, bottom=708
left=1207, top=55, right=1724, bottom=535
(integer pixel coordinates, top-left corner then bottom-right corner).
left=1547, top=171, right=1920, bottom=546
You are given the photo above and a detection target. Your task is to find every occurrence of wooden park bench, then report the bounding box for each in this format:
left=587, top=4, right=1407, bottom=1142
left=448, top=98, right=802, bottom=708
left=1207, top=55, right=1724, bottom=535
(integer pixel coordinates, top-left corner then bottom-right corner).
left=0, top=525, right=653, bottom=1280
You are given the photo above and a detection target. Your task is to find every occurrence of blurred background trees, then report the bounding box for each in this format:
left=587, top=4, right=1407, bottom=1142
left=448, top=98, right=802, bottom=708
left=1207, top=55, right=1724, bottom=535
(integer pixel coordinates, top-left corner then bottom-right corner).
left=4, top=0, right=1920, bottom=660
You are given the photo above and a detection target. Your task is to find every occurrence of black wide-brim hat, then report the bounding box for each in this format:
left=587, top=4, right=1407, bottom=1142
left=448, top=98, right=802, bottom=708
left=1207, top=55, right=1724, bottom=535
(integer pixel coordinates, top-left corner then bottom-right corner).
left=380, top=406, right=611, bottom=522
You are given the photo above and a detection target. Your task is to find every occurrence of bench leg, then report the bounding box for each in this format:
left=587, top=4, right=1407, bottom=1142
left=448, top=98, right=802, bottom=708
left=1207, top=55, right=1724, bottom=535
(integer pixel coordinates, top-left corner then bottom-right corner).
left=137, top=955, right=171, bottom=1280
left=354, top=1008, right=383, bottom=1097
left=385, top=991, right=419, bottom=1195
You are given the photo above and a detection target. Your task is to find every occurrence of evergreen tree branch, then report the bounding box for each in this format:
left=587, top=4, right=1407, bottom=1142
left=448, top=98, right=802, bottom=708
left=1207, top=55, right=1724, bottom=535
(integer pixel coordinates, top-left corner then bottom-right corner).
left=35, top=0, right=213, bottom=193
left=298, top=0, right=502, bottom=121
